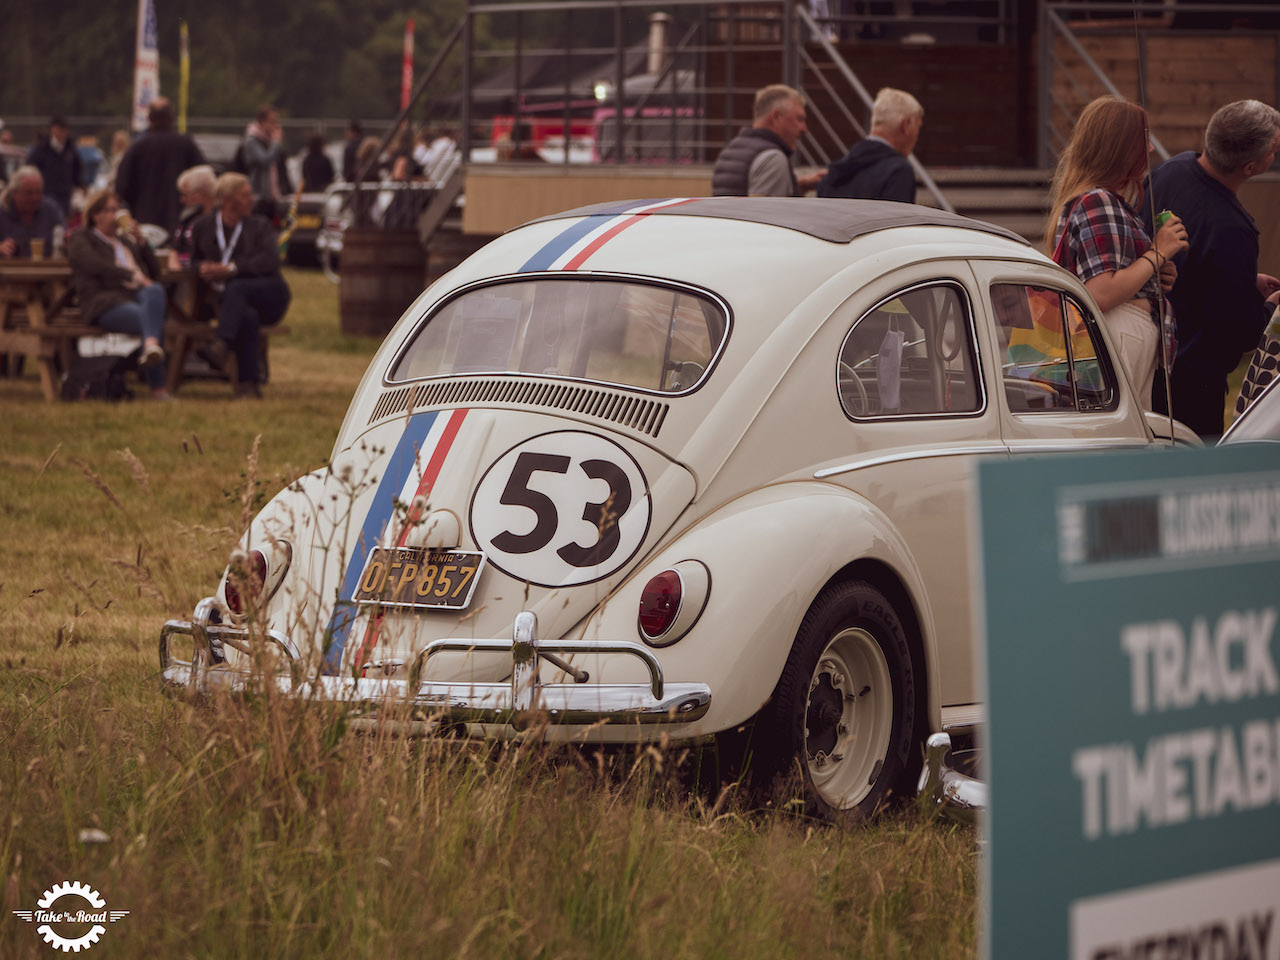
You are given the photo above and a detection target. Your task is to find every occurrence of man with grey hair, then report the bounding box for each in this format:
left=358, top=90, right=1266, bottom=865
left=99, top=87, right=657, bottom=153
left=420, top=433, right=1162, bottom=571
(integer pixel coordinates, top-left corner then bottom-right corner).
left=712, top=84, right=826, bottom=196
left=818, top=87, right=922, bottom=202
left=0, top=166, right=64, bottom=258
left=1145, top=98, right=1280, bottom=437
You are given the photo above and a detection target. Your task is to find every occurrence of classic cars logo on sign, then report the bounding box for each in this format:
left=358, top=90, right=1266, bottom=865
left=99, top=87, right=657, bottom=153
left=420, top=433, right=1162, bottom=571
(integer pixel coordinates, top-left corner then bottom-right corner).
left=470, top=431, right=651, bottom=587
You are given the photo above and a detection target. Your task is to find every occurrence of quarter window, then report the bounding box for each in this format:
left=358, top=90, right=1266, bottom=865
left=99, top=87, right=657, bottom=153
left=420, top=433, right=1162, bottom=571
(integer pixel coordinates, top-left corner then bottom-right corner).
left=837, top=282, right=982, bottom=418
left=990, top=284, right=1117, bottom=412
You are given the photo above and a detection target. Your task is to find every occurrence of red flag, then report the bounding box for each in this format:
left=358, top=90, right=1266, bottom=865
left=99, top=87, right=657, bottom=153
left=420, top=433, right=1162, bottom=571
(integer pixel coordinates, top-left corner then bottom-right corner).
left=400, top=18, right=414, bottom=110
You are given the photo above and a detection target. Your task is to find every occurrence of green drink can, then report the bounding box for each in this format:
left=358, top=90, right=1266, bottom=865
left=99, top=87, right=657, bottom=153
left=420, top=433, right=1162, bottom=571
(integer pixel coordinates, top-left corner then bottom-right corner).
left=1154, top=209, right=1174, bottom=228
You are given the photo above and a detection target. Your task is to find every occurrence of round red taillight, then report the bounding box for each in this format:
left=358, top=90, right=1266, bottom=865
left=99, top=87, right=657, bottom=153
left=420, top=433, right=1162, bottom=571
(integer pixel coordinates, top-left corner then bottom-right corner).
left=638, top=569, right=683, bottom=639
left=225, top=549, right=267, bottom=615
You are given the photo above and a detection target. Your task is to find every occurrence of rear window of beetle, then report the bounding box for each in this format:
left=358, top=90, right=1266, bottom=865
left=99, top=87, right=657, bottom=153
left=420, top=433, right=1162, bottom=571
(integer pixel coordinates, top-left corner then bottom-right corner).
left=389, top=277, right=729, bottom=394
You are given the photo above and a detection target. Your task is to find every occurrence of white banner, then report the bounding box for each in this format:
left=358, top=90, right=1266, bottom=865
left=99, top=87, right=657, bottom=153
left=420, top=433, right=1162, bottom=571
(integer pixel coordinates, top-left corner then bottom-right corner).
left=132, top=0, right=160, bottom=131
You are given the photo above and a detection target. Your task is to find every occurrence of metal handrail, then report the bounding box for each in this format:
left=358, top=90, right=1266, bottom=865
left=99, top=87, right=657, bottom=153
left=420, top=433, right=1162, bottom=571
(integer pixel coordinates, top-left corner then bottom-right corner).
left=1038, top=1, right=1280, bottom=166
left=793, top=3, right=954, bottom=212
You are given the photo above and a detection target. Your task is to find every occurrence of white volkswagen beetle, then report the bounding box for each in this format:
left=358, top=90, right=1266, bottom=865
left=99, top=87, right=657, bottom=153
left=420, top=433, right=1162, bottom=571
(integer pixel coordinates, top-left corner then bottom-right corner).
left=161, top=197, right=1180, bottom=819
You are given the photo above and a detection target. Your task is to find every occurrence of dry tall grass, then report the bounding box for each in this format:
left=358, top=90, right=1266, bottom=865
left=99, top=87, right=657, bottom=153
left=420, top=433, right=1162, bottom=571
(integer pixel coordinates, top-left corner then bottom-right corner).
left=0, top=269, right=977, bottom=958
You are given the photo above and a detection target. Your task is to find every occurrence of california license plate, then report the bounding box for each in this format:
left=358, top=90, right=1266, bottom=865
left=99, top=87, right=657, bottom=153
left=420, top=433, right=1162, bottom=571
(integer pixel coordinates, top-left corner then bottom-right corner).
left=353, top=548, right=485, bottom=610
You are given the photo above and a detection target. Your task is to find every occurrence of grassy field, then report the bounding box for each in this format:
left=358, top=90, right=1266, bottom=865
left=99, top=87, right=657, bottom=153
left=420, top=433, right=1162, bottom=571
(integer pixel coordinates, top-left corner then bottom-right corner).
left=0, top=268, right=978, bottom=958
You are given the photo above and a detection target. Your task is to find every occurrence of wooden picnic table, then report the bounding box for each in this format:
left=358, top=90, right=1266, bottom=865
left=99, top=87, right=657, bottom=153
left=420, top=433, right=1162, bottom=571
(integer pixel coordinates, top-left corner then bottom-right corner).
left=1, top=256, right=291, bottom=399
left=0, top=258, right=92, bottom=401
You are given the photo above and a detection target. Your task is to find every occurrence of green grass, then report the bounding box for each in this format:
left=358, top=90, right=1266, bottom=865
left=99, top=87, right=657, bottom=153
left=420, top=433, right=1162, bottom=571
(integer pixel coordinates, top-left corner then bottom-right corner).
left=0, top=268, right=977, bottom=959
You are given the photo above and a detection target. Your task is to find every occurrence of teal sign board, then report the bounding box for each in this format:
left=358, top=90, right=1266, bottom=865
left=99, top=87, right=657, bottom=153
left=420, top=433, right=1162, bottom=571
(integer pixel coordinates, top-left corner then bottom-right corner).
left=979, top=445, right=1280, bottom=960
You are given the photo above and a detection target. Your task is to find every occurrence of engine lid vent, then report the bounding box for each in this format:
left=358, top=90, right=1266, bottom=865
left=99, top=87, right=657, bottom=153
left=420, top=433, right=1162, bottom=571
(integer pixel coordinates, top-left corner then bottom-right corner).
left=368, top=378, right=669, bottom=437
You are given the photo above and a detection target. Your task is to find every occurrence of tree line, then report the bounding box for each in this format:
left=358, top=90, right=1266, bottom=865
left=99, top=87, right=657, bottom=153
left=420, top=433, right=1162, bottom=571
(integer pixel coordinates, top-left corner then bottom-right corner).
left=2, top=1, right=642, bottom=137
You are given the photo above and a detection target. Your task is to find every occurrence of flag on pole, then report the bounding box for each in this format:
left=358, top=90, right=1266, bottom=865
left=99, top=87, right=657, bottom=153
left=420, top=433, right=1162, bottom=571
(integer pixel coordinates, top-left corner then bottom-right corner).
left=400, top=17, right=414, bottom=110
left=178, top=21, right=190, bottom=133
left=132, top=0, right=160, bottom=131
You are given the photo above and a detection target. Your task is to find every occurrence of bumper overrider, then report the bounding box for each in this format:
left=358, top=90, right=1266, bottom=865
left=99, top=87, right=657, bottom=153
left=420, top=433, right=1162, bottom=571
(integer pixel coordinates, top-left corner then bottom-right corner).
left=159, top=601, right=712, bottom=728
left=917, top=732, right=987, bottom=824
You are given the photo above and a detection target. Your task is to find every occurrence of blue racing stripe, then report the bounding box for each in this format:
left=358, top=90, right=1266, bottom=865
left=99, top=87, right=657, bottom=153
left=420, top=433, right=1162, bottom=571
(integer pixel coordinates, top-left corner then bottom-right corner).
left=517, top=200, right=670, bottom=272
left=322, top=411, right=440, bottom=674
left=519, top=217, right=607, bottom=273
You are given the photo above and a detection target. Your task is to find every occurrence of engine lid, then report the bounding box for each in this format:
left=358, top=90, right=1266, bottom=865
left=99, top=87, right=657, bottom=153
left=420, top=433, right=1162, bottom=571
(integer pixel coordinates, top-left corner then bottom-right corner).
left=306, top=406, right=694, bottom=677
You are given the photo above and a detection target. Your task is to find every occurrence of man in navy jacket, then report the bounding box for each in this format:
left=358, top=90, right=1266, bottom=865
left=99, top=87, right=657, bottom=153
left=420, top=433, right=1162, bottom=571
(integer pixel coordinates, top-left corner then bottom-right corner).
left=818, top=88, right=923, bottom=204
left=1144, top=99, right=1280, bottom=438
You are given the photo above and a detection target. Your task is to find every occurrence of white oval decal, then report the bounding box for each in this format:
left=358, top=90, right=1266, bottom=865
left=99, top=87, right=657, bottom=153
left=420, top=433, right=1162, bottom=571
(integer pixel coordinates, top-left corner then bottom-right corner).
left=469, top=431, right=652, bottom=587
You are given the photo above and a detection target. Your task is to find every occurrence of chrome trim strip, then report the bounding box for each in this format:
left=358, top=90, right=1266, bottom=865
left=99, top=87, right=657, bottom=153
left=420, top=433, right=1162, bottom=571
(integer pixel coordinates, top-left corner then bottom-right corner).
left=814, top=442, right=1006, bottom=479
left=1003, top=440, right=1150, bottom=454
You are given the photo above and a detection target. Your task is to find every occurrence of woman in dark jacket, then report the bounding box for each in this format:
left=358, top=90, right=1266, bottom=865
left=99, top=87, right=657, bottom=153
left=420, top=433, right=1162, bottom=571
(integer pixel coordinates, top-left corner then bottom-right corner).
left=68, top=188, right=169, bottom=398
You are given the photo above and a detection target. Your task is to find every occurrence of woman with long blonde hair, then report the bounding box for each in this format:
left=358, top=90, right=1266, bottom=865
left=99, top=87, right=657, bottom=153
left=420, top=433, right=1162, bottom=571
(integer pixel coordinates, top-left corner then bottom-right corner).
left=1046, top=96, right=1189, bottom=410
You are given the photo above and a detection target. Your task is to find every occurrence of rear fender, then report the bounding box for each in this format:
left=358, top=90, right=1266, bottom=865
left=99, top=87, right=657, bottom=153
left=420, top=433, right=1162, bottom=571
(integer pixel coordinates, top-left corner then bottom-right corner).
left=212, top=469, right=329, bottom=667
left=576, top=482, right=939, bottom=737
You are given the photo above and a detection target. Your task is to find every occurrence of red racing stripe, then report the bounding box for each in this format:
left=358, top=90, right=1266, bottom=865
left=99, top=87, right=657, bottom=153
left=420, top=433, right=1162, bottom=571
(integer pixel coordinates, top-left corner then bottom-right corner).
left=354, top=408, right=469, bottom=673
left=562, top=198, right=701, bottom=271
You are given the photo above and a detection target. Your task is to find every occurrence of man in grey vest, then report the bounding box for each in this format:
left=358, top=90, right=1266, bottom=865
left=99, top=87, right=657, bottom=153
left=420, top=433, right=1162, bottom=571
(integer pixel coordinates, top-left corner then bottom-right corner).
left=712, top=84, right=825, bottom=197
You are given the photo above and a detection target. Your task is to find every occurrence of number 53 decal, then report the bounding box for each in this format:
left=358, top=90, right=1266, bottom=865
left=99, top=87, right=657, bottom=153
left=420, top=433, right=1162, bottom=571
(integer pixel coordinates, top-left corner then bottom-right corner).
left=470, top=431, right=652, bottom=587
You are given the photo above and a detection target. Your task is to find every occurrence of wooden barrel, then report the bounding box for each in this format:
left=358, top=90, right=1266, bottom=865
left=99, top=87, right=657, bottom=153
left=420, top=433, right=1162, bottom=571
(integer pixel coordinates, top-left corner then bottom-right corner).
left=339, top=228, right=427, bottom=338
left=427, top=220, right=496, bottom=285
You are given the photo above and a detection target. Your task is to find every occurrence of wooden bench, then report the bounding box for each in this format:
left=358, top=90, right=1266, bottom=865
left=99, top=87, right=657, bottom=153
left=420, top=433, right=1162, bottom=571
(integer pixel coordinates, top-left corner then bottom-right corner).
left=164, top=319, right=292, bottom=394
left=0, top=261, right=101, bottom=401
left=0, top=308, right=103, bottom=400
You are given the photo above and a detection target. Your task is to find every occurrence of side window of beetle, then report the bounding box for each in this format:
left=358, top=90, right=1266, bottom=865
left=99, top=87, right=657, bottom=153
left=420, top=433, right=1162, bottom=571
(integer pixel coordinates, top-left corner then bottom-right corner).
left=990, top=283, right=1118, bottom=413
left=837, top=282, right=981, bottom=419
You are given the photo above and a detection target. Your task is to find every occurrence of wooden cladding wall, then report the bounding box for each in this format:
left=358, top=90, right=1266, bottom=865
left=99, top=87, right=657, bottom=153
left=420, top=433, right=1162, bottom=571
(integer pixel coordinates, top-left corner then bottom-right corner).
left=705, top=43, right=1030, bottom=166
left=1050, top=34, right=1278, bottom=157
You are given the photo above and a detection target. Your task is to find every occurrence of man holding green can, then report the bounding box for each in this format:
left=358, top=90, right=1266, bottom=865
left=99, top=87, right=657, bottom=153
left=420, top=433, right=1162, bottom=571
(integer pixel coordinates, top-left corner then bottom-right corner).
left=1145, top=99, right=1280, bottom=438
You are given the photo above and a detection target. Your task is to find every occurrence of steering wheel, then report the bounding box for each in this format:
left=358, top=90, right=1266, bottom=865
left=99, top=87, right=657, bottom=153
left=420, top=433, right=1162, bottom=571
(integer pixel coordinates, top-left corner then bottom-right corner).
left=664, top=360, right=706, bottom=391
left=839, top=360, right=870, bottom=416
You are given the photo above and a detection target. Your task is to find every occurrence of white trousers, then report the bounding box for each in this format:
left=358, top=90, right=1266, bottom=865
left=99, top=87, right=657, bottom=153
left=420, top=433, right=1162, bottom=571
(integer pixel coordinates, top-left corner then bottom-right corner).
left=1105, top=300, right=1159, bottom=411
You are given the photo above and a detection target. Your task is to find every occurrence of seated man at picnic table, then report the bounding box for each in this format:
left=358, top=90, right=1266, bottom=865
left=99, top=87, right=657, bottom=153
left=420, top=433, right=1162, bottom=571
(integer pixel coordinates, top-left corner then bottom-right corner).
left=190, top=172, right=290, bottom=398
left=0, top=166, right=64, bottom=258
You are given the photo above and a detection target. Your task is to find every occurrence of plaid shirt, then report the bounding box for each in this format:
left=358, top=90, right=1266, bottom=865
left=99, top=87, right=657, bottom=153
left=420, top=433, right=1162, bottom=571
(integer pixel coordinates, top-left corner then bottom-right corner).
left=1051, top=188, right=1172, bottom=335
left=1049, top=189, right=1172, bottom=363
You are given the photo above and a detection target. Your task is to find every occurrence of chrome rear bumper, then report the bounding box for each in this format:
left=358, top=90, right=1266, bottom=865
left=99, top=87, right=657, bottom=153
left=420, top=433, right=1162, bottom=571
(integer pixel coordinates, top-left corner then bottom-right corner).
left=160, top=602, right=711, bottom=728
left=916, top=732, right=987, bottom=824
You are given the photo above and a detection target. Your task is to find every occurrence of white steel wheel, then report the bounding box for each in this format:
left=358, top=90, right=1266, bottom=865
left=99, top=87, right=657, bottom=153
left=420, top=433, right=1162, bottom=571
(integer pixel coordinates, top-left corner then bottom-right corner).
left=804, top=626, right=895, bottom=809
left=755, top=580, right=918, bottom=820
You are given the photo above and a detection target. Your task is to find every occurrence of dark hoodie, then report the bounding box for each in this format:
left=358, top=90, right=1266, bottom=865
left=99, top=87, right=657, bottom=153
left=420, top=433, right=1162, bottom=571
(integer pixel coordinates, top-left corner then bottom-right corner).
left=817, top=138, right=915, bottom=203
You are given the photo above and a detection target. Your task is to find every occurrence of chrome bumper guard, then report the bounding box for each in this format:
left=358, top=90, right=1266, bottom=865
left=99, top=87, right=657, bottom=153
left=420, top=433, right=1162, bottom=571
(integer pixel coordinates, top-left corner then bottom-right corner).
left=160, top=604, right=712, bottom=728
left=916, top=732, right=986, bottom=824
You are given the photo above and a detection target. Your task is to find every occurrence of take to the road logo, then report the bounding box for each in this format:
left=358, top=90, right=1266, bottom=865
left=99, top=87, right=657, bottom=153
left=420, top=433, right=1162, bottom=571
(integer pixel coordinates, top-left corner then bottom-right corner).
left=11, top=880, right=128, bottom=952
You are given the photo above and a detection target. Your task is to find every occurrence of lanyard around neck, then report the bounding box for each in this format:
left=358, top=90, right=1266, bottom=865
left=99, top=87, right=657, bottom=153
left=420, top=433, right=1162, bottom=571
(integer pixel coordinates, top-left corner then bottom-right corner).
left=215, top=212, right=243, bottom=266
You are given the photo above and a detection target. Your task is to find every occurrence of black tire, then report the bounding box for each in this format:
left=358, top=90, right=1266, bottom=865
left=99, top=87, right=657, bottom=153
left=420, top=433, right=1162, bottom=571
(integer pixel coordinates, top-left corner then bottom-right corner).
left=751, top=579, right=918, bottom=820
